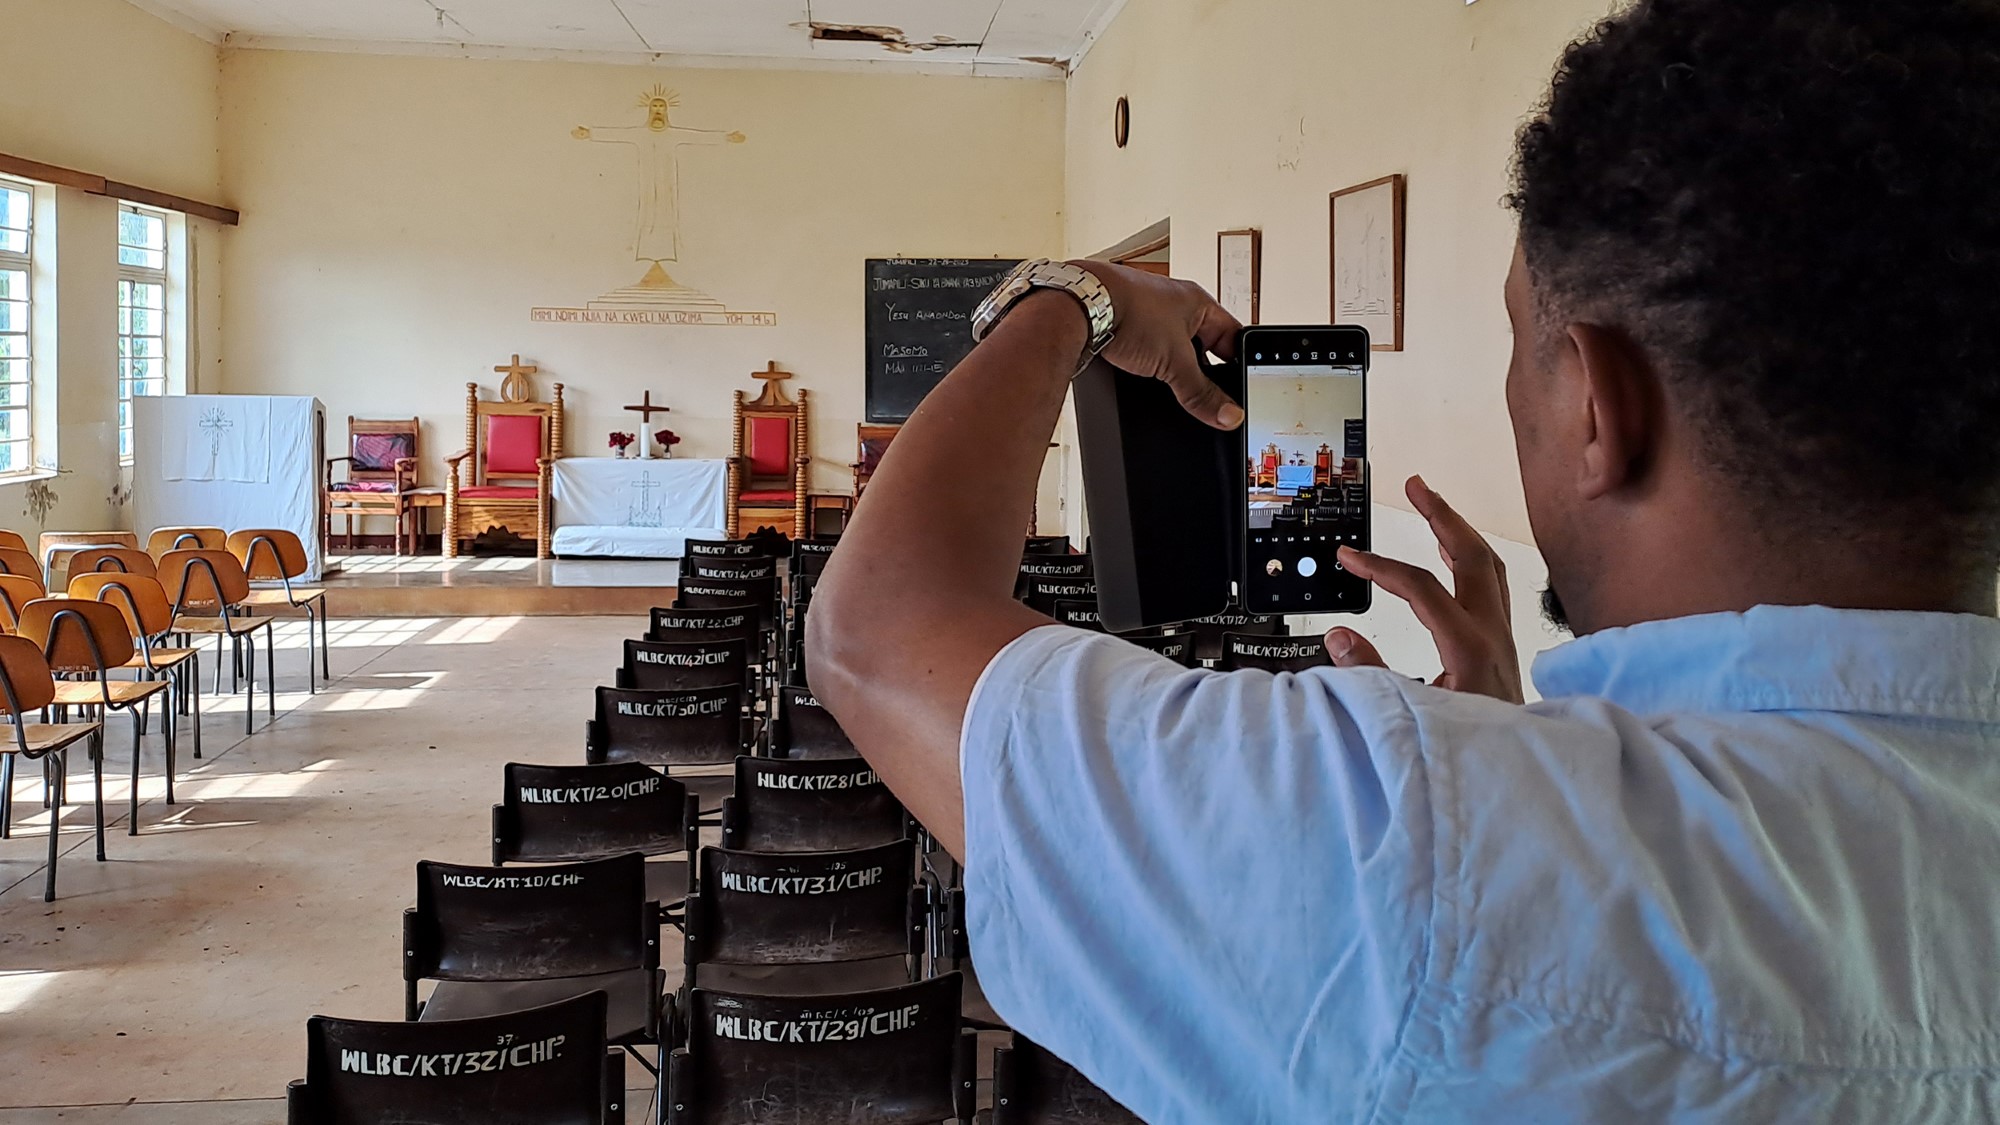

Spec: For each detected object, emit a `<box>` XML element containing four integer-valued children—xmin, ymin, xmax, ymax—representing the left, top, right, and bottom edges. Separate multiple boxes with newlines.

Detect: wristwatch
<box><xmin>971</xmin><ymin>259</ymin><xmax>1117</xmax><ymax>373</ymax></box>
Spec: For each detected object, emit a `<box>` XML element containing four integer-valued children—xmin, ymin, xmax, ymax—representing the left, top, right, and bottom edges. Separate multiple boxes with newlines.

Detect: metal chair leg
<box><xmin>304</xmin><ymin>603</ymin><xmax>317</xmax><ymax>695</ymax></box>
<box><xmin>241</xmin><ymin>634</ymin><xmax>254</xmax><ymax>735</ymax></box>
<box><xmin>91</xmin><ymin>730</ymin><xmax>105</xmax><ymax>861</ymax></box>
<box><xmin>43</xmin><ymin>748</ymin><xmax>60</xmax><ymax>902</ymax></box>
<box><xmin>163</xmin><ymin>693</ymin><xmax>175</xmax><ymax>806</ymax></box>
<box><xmin>128</xmin><ymin>707</ymin><xmax>142</xmax><ymax>836</ymax></box>
<box><xmin>266</xmin><ymin>625</ymin><xmax>277</xmax><ymax>716</ymax></box>
<box><xmin>320</xmin><ymin>598</ymin><xmax>332</xmax><ymax>681</ymax></box>
<box><xmin>190</xmin><ymin>655</ymin><xmax>203</xmax><ymax>759</ymax></box>
<box><xmin>0</xmin><ymin>752</ymin><xmax>12</xmax><ymax>839</ymax></box>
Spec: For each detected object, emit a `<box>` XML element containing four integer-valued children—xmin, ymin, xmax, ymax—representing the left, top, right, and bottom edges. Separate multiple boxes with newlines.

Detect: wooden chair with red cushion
<box><xmin>727</xmin><ymin>363</ymin><xmax>810</xmax><ymax>539</ymax></box>
<box><xmin>326</xmin><ymin>416</ymin><xmax>421</xmax><ymax>554</ymax></box>
<box><xmin>443</xmin><ymin>377</ymin><xmax>565</xmax><ymax>559</ymax></box>
<box><xmin>852</xmin><ymin>424</ymin><xmax>899</xmax><ymax>501</ymax></box>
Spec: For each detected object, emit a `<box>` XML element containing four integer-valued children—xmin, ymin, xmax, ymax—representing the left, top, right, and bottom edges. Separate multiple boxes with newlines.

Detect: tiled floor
<box><xmin>0</xmin><ymin>615</ymin><xmax>658</xmax><ymax>1121</ymax></box>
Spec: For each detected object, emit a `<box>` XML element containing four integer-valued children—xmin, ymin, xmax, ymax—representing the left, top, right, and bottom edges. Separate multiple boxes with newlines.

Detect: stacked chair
<box><xmin>290</xmin><ymin>532</ymin><xmax>1143</xmax><ymax>1123</ymax></box>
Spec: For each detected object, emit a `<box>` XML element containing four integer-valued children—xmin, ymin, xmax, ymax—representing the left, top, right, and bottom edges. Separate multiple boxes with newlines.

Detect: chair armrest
<box><xmin>326</xmin><ymin>455</ymin><xmax>356</xmax><ymax>467</ymax></box>
<box><xmin>444</xmin><ymin>449</ymin><xmax>471</xmax><ymax>468</ymax></box>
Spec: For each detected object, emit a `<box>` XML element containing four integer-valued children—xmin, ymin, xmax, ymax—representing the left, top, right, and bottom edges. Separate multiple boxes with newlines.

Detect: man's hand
<box><xmin>1328</xmin><ymin>476</ymin><xmax>1525</xmax><ymax>703</ymax></box>
<box><xmin>1072</xmin><ymin>260</ymin><xmax>1245</xmax><ymax>431</ymax></box>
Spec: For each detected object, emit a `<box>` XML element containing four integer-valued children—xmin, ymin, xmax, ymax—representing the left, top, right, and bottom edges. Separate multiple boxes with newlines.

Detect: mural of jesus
<box><xmin>574</xmin><ymin>85</ymin><xmax>745</xmax><ymax>280</ymax></box>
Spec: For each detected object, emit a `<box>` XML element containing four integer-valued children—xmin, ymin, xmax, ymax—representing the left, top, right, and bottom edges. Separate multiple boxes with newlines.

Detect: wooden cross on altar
<box><xmin>750</xmin><ymin>361</ymin><xmax>795</xmax><ymax>407</ymax></box>
<box><xmin>623</xmin><ymin>390</ymin><xmax>672</xmax><ymax>427</ymax></box>
<box><xmin>494</xmin><ymin>354</ymin><xmax>538</xmax><ymax>403</ymax></box>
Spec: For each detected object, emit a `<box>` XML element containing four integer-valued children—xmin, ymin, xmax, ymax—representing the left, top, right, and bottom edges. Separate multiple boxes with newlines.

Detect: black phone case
<box><xmin>1073</xmin><ymin>347</ymin><xmax>1246</xmax><ymax>633</ymax></box>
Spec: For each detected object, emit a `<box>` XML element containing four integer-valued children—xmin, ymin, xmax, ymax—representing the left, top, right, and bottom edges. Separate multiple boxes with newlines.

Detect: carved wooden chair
<box><xmin>326</xmin><ymin>416</ymin><xmax>420</xmax><ymax>554</ymax></box>
<box><xmin>853</xmin><ymin>423</ymin><xmax>899</xmax><ymax>500</ymax></box>
<box><xmin>444</xmin><ymin>379</ymin><xmax>564</xmax><ymax>559</ymax></box>
<box><xmin>726</xmin><ymin>366</ymin><xmax>810</xmax><ymax>539</ymax></box>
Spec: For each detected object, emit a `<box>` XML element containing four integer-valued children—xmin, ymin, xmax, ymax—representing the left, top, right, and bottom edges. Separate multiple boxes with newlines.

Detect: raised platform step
<box><xmin>320</xmin><ymin>555</ymin><xmax>679</xmax><ymax>618</ymax></box>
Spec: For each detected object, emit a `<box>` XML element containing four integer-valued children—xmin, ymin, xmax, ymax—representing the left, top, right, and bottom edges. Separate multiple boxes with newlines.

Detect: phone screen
<box><xmin>1241</xmin><ymin>327</ymin><xmax>1371</xmax><ymax>614</ymax></box>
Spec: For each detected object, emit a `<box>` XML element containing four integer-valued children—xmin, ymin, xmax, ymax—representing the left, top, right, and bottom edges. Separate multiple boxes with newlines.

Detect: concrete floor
<box><xmin>0</xmin><ymin>615</ymin><xmax>657</xmax><ymax>1121</ymax></box>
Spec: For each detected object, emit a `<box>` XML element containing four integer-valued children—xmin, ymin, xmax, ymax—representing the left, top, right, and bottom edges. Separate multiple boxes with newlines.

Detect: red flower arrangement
<box><xmin>655</xmin><ymin>430</ymin><xmax>683</xmax><ymax>449</ymax></box>
<box><xmin>607</xmin><ymin>432</ymin><xmax>636</xmax><ymax>451</ymax></box>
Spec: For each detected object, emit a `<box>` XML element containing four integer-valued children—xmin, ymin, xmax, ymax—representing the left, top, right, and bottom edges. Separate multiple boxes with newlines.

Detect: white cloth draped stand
<box><xmin>549</xmin><ymin>457</ymin><xmax>728</xmax><ymax>559</ymax></box>
<box><xmin>133</xmin><ymin>395</ymin><xmax>326</xmax><ymax>578</ymax></box>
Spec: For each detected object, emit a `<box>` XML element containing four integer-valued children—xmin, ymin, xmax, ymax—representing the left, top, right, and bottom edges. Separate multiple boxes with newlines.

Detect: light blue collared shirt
<box><xmin>961</xmin><ymin>607</ymin><xmax>2000</xmax><ymax>1123</ymax></box>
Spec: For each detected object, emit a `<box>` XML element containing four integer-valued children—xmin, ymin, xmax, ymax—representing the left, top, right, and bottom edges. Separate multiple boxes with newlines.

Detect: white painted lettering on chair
<box><xmin>337</xmin><ymin>1035</ymin><xmax>566</xmax><ymax>1075</ymax></box>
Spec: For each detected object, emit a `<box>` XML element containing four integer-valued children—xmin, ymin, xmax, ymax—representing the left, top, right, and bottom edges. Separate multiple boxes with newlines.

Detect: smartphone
<box><xmin>1240</xmin><ymin>326</ymin><xmax>1371</xmax><ymax>615</ymax></box>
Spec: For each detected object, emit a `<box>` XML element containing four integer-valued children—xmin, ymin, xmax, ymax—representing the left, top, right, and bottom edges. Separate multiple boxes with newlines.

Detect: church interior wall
<box><xmin>215</xmin><ymin>49</ymin><xmax>1068</xmax><ymax>508</ymax></box>
<box><xmin>0</xmin><ymin>0</ymin><xmax>225</xmax><ymax>534</ymax></box>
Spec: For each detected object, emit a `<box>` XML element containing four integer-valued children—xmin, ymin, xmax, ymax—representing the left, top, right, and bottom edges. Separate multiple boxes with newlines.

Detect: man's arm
<box><xmin>808</xmin><ymin>265</ymin><xmax>1243</xmax><ymax>858</ymax></box>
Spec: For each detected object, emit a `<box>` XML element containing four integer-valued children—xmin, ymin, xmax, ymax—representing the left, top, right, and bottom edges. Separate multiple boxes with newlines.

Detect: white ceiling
<box><xmin>128</xmin><ymin>0</ymin><xmax>1127</xmax><ymax>76</ymax></box>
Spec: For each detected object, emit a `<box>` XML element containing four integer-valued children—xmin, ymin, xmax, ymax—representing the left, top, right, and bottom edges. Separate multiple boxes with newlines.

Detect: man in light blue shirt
<box><xmin>811</xmin><ymin>1</ymin><xmax>2000</xmax><ymax>1120</ymax></box>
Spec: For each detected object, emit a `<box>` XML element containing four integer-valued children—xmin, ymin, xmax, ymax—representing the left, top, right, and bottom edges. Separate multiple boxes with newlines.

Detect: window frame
<box><xmin>0</xmin><ymin>176</ymin><xmax>36</xmax><ymax>478</ymax></box>
<box><xmin>117</xmin><ymin>202</ymin><xmax>172</xmax><ymax>466</ymax></box>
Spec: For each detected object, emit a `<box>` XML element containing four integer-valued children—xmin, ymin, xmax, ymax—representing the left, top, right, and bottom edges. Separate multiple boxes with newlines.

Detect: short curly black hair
<box><xmin>1511</xmin><ymin>0</ymin><xmax>2000</xmax><ymax>558</ymax></box>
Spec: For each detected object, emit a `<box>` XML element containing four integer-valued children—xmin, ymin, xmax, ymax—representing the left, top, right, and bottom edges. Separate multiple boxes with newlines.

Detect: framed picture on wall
<box><xmin>1330</xmin><ymin>174</ymin><xmax>1406</xmax><ymax>351</ymax></box>
<box><xmin>1216</xmin><ymin>229</ymin><xmax>1262</xmax><ymax>325</ymax></box>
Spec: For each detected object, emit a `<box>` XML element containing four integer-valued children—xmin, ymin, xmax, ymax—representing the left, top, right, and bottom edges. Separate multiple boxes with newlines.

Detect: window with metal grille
<box><xmin>0</xmin><ymin>178</ymin><xmax>34</xmax><ymax>475</ymax></box>
<box><xmin>118</xmin><ymin>203</ymin><xmax>169</xmax><ymax>464</ymax></box>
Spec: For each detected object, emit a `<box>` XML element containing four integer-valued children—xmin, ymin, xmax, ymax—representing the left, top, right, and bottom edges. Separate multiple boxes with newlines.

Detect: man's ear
<box><xmin>1564</xmin><ymin>323</ymin><xmax>1663</xmax><ymax>499</ymax></box>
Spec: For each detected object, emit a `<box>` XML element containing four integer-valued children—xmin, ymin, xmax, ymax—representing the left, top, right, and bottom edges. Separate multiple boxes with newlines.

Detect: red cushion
<box><xmin>747</xmin><ymin>416</ymin><xmax>792</xmax><ymax>478</ymax></box>
<box><xmin>485</xmin><ymin>414</ymin><xmax>544</xmax><ymax>475</ymax></box>
<box><xmin>737</xmin><ymin>489</ymin><xmax>795</xmax><ymax>504</ymax></box>
<box><xmin>352</xmin><ymin>432</ymin><xmax>414</xmax><ymax>472</ymax></box>
<box><xmin>459</xmin><ymin>485</ymin><xmax>538</xmax><ymax>499</ymax></box>
<box><xmin>330</xmin><ymin>480</ymin><xmax>398</xmax><ymax>494</ymax></box>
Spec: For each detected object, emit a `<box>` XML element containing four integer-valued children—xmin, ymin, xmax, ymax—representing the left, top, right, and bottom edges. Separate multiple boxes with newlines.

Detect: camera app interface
<box><xmin>1246</xmin><ymin>345</ymin><xmax>1366</xmax><ymax>608</ymax></box>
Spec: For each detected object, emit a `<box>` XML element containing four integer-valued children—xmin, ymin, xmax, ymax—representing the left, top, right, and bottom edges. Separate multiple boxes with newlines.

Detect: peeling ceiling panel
<box><xmin>980</xmin><ymin>0</ymin><xmax>1117</xmax><ymax>65</ymax></box>
<box><xmin>615</xmin><ymin>0</ymin><xmax>813</xmax><ymax>58</ymax></box>
<box><xmin>808</xmin><ymin>0</ymin><xmax>1000</xmax><ymax>49</ymax></box>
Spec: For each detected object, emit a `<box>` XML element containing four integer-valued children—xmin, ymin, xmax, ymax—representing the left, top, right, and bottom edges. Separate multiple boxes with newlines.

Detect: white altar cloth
<box><xmin>550</xmin><ymin>457</ymin><xmax>728</xmax><ymax>559</ymax></box>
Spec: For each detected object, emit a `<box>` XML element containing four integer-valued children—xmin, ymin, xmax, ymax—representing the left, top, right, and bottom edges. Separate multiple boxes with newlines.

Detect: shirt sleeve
<box><xmin>960</xmin><ymin>625</ymin><xmax>1438</xmax><ymax>1124</ymax></box>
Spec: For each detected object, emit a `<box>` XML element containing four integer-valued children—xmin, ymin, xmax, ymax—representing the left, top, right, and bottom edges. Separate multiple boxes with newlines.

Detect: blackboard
<box><xmin>865</xmin><ymin>258</ymin><xmax>1020</xmax><ymax>422</ymax></box>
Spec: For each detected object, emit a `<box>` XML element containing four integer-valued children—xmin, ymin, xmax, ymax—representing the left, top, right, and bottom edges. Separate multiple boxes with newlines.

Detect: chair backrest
<box><xmin>1123</xmin><ymin>631</ymin><xmax>1195</xmax><ymax>667</ymax></box>
<box><xmin>68</xmin><ymin>572</ymin><xmax>177</xmax><ymax>639</ymax></box>
<box><xmin>722</xmin><ymin>756</ymin><xmax>906</xmax><ymax>854</ymax></box>
<box><xmin>689</xmin><ymin>842</ymin><xmax>917</xmax><ymax>969</ymax></box>
<box><xmin>0</xmin><ymin>530</ymin><xmax>27</xmax><ymax>553</ymax></box>
<box><xmin>1019</xmin><ymin>555</ymin><xmax>1090</xmax><ymax>584</ymax></box>
<box><xmin>1024</xmin><ymin>535</ymin><xmax>1071</xmax><ymax>556</ymax></box>
<box><xmin>0</xmin><ymin>633</ymin><xmax>56</xmax><ymax>717</ymax></box>
<box><xmin>587</xmin><ymin>685</ymin><xmax>744</xmax><ymax>768</ymax></box>
<box><xmin>684</xmin><ymin>555</ymin><xmax>778</xmax><ymax>582</ymax></box>
<box><xmin>494</xmin><ymin>761</ymin><xmax>695</xmax><ymax>866</ymax></box>
<box><xmin>1024</xmin><ymin>576</ymin><xmax>1097</xmax><ymax>617</ymax></box>
<box><xmin>647</xmin><ymin>606</ymin><xmax>759</xmax><ymax>647</ymax></box>
<box><xmin>228</xmin><ymin>528</ymin><xmax>309</xmax><ymax>581</ymax></box>
<box><xmin>465</xmin><ymin>379</ymin><xmax>564</xmax><ymax>485</ymax></box>
<box><xmin>621</xmin><ymin>637</ymin><xmax>749</xmax><ymax>692</ymax></box>
<box><xmin>675</xmin><ymin>575</ymin><xmax>778</xmax><ymax>628</ymax></box>
<box><xmin>291</xmin><ymin>993</ymin><xmax>615</xmax><ymax>1125</ymax></box>
<box><xmin>342</xmin><ymin>416</ymin><xmax>420</xmax><ymax>486</ymax></box>
<box><xmin>407</xmin><ymin>853</ymin><xmax>653</xmax><ymax>987</ymax></box>
<box><xmin>853</xmin><ymin>423</ymin><xmax>899</xmax><ymax>496</ymax></box>
<box><xmin>991</xmin><ymin>1037</ymin><xmax>1144</xmax><ymax>1125</ymax></box>
<box><xmin>1220</xmin><ymin>633</ymin><xmax>1332</xmax><ymax>674</ymax></box>
<box><xmin>732</xmin><ymin>375</ymin><xmax>808</xmax><ymax>495</ymax></box>
<box><xmin>158</xmin><ymin>548</ymin><xmax>251</xmax><ymax>612</ymax></box>
<box><xmin>772</xmin><ymin>685</ymin><xmax>856</xmax><ymax>760</ymax></box>
<box><xmin>1184</xmin><ymin>606</ymin><xmax>1284</xmax><ymax>663</ymax></box>
<box><xmin>0</xmin><ymin>546</ymin><xmax>44</xmax><ymax>584</ymax></box>
<box><xmin>62</xmin><ymin>546</ymin><xmax>156</xmax><ymax>579</ymax></box>
<box><xmin>790</xmin><ymin>538</ymin><xmax>838</xmax><ymax>578</ymax></box>
<box><xmin>146</xmin><ymin>526</ymin><xmax>226</xmax><ymax>556</ymax></box>
<box><xmin>0</xmin><ymin>574</ymin><xmax>45</xmax><ymax>628</ymax></box>
<box><xmin>14</xmin><ymin>597</ymin><xmax>136</xmax><ymax>673</ymax></box>
<box><xmin>685</xmin><ymin>539</ymin><xmax>775</xmax><ymax>560</ymax></box>
<box><xmin>673</xmin><ymin>976</ymin><xmax>968</xmax><ymax>1125</ymax></box>
<box><xmin>1051</xmin><ymin>600</ymin><xmax>1105</xmax><ymax>633</ymax></box>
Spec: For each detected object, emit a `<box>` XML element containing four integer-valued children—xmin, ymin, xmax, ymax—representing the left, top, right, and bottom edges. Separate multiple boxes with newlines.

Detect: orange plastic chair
<box><xmin>0</xmin><ymin>547</ymin><xmax>45</xmax><ymax>589</ymax></box>
<box><xmin>0</xmin><ymin>633</ymin><xmax>104</xmax><ymax>901</ymax></box>
<box><xmin>157</xmin><ymin>549</ymin><xmax>275</xmax><ymax>735</ymax></box>
<box><xmin>63</xmin><ymin>547</ymin><xmax>157</xmax><ymax>580</ymax></box>
<box><xmin>145</xmin><ymin>526</ymin><xmax>226</xmax><ymax>558</ymax></box>
<box><xmin>69</xmin><ymin>572</ymin><xmax>203</xmax><ymax>760</ymax></box>
<box><xmin>0</xmin><ymin>574</ymin><xmax>45</xmax><ymax>631</ymax></box>
<box><xmin>228</xmin><ymin>529</ymin><xmax>329</xmax><ymax>694</ymax></box>
<box><xmin>14</xmin><ymin>598</ymin><xmax>173</xmax><ymax>834</ymax></box>
<box><xmin>0</xmin><ymin>530</ymin><xmax>29</xmax><ymax>553</ymax></box>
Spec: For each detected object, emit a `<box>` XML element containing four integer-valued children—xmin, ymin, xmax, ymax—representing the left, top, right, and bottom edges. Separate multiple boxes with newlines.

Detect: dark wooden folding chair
<box><xmin>1183</xmin><ymin>605</ymin><xmax>1286</xmax><ymax>664</ymax></box>
<box><xmin>290</xmin><ymin>992</ymin><xmax>625</xmax><ymax>1125</ymax></box>
<box><xmin>1123</xmin><ymin>631</ymin><xmax>1196</xmax><ymax>667</ymax></box>
<box><xmin>493</xmin><ymin>761</ymin><xmax>697</xmax><ymax>910</ymax></box>
<box><xmin>992</xmin><ymin>1037</ymin><xmax>1144</xmax><ymax>1125</ymax></box>
<box><xmin>586</xmin><ymin>684</ymin><xmax>754</xmax><ymax>815</ymax></box>
<box><xmin>667</xmin><ymin>975</ymin><xmax>974</xmax><ymax>1125</ymax></box>
<box><xmin>770</xmin><ymin>684</ymin><xmax>856</xmax><ymax>760</ymax></box>
<box><xmin>619</xmin><ymin>638</ymin><xmax>751</xmax><ymax>694</ymax></box>
<box><xmin>1219</xmin><ymin>633</ymin><xmax>1332</xmax><ymax>673</ymax></box>
<box><xmin>720</xmin><ymin>755</ymin><xmax>908</xmax><ymax>855</ymax></box>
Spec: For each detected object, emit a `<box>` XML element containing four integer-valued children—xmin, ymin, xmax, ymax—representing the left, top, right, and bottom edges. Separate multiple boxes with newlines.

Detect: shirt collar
<box><xmin>1530</xmin><ymin>605</ymin><xmax>2000</xmax><ymax>723</ymax></box>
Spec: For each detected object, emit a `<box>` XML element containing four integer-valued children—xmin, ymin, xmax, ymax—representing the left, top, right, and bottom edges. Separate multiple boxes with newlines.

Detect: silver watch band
<box><xmin>971</xmin><ymin>259</ymin><xmax>1116</xmax><ymax>370</ymax></box>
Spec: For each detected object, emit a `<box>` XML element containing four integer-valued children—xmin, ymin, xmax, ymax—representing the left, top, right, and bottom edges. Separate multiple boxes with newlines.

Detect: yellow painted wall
<box><xmin>218</xmin><ymin>50</ymin><xmax>1066</xmax><ymax>524</ymax></box>
<box><xmin>0</xmin><ymin>0</ymin><xmax>224</xmax><ymax>535</ymax></box>
<box><xmin>1064</xmin><ymin>0</ymin><xmax>1618</xmax><ymax>544</ymax></box>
